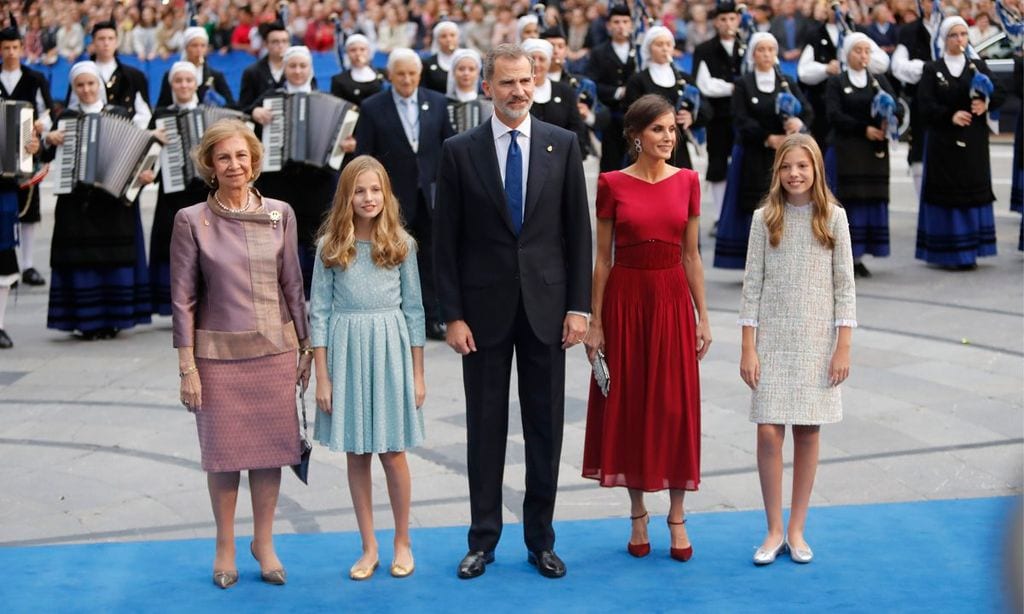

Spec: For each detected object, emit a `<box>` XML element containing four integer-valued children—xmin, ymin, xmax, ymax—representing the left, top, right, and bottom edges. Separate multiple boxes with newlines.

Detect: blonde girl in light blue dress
<box><xmin>310</xmin><ymin>155</ymin><xmax>426</xmax><ymax>581</ymax></box>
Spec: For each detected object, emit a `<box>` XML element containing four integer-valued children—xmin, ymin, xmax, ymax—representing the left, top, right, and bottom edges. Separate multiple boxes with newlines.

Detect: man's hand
<box><xmin>561</xmin><ymin>313</ymin><xmax>588</xmax><ymax>350</ymax></box>
<box><xmin>446</xmin><ymin>320</ymin><xmax>477</xmax><ymax>355</ymax></box>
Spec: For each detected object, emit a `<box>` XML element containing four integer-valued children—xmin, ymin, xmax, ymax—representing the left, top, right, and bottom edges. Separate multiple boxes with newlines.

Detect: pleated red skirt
<box><xmin>582</xmin><ymin>241</ymin><xmax>701</xmax><ymax>491</ymax></box>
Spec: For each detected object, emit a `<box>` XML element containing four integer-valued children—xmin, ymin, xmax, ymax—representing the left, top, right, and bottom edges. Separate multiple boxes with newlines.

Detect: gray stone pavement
<box><xmin>0</xmin><ymin>142</ymin><xmax>1021</xmax><ymax>548</ymax></box>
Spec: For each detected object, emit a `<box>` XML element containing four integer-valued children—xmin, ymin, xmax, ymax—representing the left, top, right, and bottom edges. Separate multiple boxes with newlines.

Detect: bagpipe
<box><xmin>963</xmin><ymin>45</ymin><xmax>994</xmax><ymax>102</ymax></box>
<box><xmin>918</xmin><ymin>0</ymin><xmax>944</xmax><ymax>61</ymax></box>
<box><xmin>735</xmin><ymin>4</ymin><xmax>756</xmax><ymax>74</ymax></box>
<box><xmin>995</xmin><ymin>0</ymin><xmax>1024</xmax><ymax>51</ymax></box>
<box><xmin>674</xmin><ymin>71</ymin><xmax>706</xmax><ymax>145</ymax></box>
<box><xmin>185</xmin><ymin>1</ymin><xmax>227</xmax><ymax>107</ymax></box>
<box><xmin>869</xmin><ymin>78</ymin><xmax>905</xmax><ymax>142</ymax></box>
<box><xmin>773</xmin><ymin>63</ymin><xmax>803</xmax><ymax>123</ymax></box>
<box><xmin>831</xmin><ymin>1</ymin><xmax>857</xmax><ymax>70</ymax></box>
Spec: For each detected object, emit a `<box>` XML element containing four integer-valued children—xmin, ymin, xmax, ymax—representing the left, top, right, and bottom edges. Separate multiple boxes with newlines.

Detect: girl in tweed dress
<box><xmin>738</xmin><ymin>134</ymin><xmax>856</xmax><ymax>566</ymax></box>
<box><xmin>310</xmin><ymin>156</ymin><xmax>426</xmax><ymax>580</ymax></box>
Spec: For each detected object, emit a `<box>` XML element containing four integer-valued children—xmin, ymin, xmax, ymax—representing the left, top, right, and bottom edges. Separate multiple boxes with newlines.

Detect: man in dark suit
<box><xmin>356</xmin><ymin>48</ymin><xmax>455</xmax><ymax>340</ymax></box>
<box><xmin>238</xmin><ymin>21</ymin><xmax>291</xmax><ymax>110</ymax></box>
<box><xmin>434</xmin><ymin>44</ymin><xmax>592</xmax><ymax>581</ymax></box>
<box><xmin>79</xmin><ymin>19</ymin><xmax>150</xmax><ymax>127</ymax></box>
<box><xmin>586</xmin><ymin>3</ymin><xmax>636</xmax><ymax>171</ymax></box>
<box><xmin>155</xmin><ymin>27</ymin><xmax>235</xmax><ymax>108</ymax></box>
<box><xmin>769</xmin><ymin>0</ymin><xmax>811</xmax><ymax>61</ymax></box>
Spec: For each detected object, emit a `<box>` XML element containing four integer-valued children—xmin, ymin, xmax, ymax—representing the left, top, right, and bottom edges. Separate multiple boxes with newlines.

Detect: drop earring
<box><xmin>634</xmin><ymin>138</ymin><xmax>642</xmax><ymax>153</ymax></box>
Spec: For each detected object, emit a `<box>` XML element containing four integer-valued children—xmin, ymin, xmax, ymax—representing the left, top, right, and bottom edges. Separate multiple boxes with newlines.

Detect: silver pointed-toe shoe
<box><xmin>752</xmin><ymin>538</ymin><xmax>787</xmax><ymax>566</ymax></box>
<box><xmin>212</xmin><ymin>570</ymin><xmax>239</xmax><ymax>589</ymax></box>
<box><xmin>789</xmin><ymin>543</ymin><xmax>814</xmax><ymax>564</ymax></box>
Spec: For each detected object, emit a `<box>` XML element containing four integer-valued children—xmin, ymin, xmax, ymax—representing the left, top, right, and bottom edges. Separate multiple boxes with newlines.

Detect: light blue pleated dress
<box><xmin>310</xmin><ymin>238</ymin><xmax>426</xmax><ymax>453</ymax></box>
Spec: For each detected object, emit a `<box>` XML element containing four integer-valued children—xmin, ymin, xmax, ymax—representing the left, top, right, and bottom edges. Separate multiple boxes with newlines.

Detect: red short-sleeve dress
<box><xmin>582</xmin><ymin>169</ymin><xmax>702</xmax><ymax>491</ymax></box>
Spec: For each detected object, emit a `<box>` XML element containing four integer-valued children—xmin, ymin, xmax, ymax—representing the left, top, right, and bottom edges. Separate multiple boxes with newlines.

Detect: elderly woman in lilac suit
<box><xmin>170</xmin><ymin>119</ymin><xmax>313</xmax><ymax>589</ymax></box>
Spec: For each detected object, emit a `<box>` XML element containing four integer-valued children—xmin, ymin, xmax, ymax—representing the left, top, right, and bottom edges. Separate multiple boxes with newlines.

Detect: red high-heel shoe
<box><xmin>667</xmin><ymin>518</ymin><xmax>693</xmax><ymax>562</ymax></box>
<box><xmin>627</xmin><ymin>511</ymin><xmax>651</xmax><ymax>557</ymax></box>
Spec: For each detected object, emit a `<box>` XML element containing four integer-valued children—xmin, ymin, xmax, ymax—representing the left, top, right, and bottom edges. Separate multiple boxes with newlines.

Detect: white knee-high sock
<box><xmin>19</xmin><ymin>222</ymin><xmax>36</xmax><ymax>270</ymax></box>
<box><xmin>0</xmin><ymin>286</ymin><xmax>9</xmax><ymax>329</ymax></box>
<box><xmin>709</xmin><ymin>181</ymin><xmax>727</xmax><ymax>222</ymax></box>
<box><xmin>911</xmin><ymin>163</ymin><xmax>923</xmax><ymax>201</ymax></box>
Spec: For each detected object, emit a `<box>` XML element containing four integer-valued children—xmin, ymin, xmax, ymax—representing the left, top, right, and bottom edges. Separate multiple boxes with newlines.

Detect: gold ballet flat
<box><xmin>349</xmin><ymin>559</ymin><xmax>380</xmax><ymax>581</ymax></box>
<box><xmin>212</xmin><ymin>570</ymin><xmax>239</xmax><ymax>589</ymax></box>
<box><xmin>390</xmin><ymin>559</ymin><xmax>415</xmax><ymax>578</ymax></box>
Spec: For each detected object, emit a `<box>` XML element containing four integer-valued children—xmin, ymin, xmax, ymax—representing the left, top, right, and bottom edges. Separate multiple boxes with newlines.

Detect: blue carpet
<box><xmin>1</xmin><ymin>497</ymin><xmax>1017</xmax><ymax>613</ymax></box>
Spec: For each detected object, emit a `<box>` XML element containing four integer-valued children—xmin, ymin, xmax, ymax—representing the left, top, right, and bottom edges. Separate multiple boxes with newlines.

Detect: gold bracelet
<box><xmin>179</xmin><ymin>366</ymin><xmax>198</xmax><ymax>378</ymax></box>
<box><xmin>300</xmin><ymin>346</ymin><xmax>315</xmax><ymax>356</ymax></box>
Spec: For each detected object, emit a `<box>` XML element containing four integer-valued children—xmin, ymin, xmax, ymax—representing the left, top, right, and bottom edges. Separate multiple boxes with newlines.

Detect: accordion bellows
<box><xmin>52</xmin><ymin>111</ymin><xmax>162</xmax><ymax>203</ymax></box>
<box><xmin>261</xmin><ymin>92</ymin><xmax>359</xmax><ymax>172</ymax></box>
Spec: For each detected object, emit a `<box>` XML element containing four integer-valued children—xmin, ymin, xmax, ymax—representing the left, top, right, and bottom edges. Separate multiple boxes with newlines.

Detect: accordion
<box><xmin>155</xmin><ymin>106</ymin><xmax>251</xmax><ymax>194</ymax></box>
<box><xmin>261</xmin><ymin>92</ymin><xmax>359</xmax><ymax>172</ymax></box>
<box><xmin>52</xmin><ymin>111</ymin><xmax>162</xmax><ymax>203</ymax></box>
<box><xmin>447</xmin><ymin>99</ymin><xmax>493</xmax><ymax>134</ymax></box>
<box><xmin>0</xmin><ymin>100</ymin><xmax>34</xmax><ymax>179</ymax></box>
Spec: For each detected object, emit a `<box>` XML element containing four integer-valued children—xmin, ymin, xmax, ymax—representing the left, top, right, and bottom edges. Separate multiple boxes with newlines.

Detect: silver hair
<box><xmin>387</xmin><ymin>48</ymin><xmax>423</xmax><ymax>73</ymax></box>
<box><xmin>483</xmin><ymin>44</ymin><xmax>535</xmax><ymax>83</ymax></box>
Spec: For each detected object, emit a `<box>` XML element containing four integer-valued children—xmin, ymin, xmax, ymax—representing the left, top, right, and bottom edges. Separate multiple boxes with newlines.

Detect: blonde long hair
<box><xmin>317</xmin><ymin>156</ymin><xmax>411</xmax><ymax>269</ymax></box>
<box><xmin>761</xmin><ymin>134</ymin><xmax>837</xmax><ymax>250</ymax></box>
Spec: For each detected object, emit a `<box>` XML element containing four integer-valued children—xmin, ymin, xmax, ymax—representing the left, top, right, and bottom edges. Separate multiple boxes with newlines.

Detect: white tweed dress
<box><xmin>738</xmin><ymin>203</ymin><xmax>857</xmax><ymax>425</ymax></box>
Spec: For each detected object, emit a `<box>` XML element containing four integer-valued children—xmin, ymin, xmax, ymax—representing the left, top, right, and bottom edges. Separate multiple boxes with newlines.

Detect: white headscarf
<box><xmin>431</xmin><ymin>21</ymin><xmax>460</xmax><ymax>54</ymax></box>
<box><xmin>641</xmin><ymin>26</ymin><xmax>674</xmax><ymax>67</ymax></box>
<box><xmin>516</xmin><ymin>15</ymin><xmax>539</xmax><ymax>42</ymax></box>
<box><xmin>745</xmin><ymin>32</ymin><xmax>778</xmax><ymax>72</ymax></box>
<box><xmin>521</xmin><ymin>38</ymin><xmax>553</xmax><ymax>61</ymax></box>
<box><xmin>345</xmin><ymin>34</ymin><xmax>370</xmax><ymax>50</ymax></box>
<box><xmin>840</xmin><ymin>32</ymin><xmax>876</xmax><ymax>65</ymax></box>
<box><xmin>167</xmin><ymin>61</ymin><xmax>197</xmax><ymax>84</ymax></box>
<box><xmin>938</xmin><ymin>16</ymin><xmax>969</xmax><ymax>57</ymax></box>
<box><xmin>68</xmin><ymin>61</ymin><xmax>107</xmax><ymax>110</ymax></box>
<box><xmin>446</xmin><ymin>48</ymin><xmax>482</xmax><ymax>99</ymax></box>
<box><xmin>282</xmin><ymin>45</ymin><xmax>314</xmax><ymax>91</ymax></box>
<box><xmin>182</xmin><ymin>26</ymin><xmax>208</xmax><ymax>48</ymax></box>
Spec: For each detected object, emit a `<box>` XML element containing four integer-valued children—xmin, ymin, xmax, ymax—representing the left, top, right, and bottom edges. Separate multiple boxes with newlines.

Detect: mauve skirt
<box><xmin>195</xmin><ymin>351</ymin><xmax>300</xmax><ymax>472</ymax></box>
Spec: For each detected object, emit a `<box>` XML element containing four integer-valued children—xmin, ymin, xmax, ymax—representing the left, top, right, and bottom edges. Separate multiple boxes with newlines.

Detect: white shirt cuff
<box><xmin>835</xmin><ymin>319</ymin><xmax>858</xmax><ymax>328</ymax></box>
<box><xmin>737</xmin><ymin>318</ymin><xmax>758</xmax><ymax>328</ymax></box>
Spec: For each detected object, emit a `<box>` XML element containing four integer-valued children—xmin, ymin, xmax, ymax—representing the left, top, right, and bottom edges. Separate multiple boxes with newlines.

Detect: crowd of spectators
<box><xmin>0</xmin><ymin>0</ymin><xmax>1017</xmax><ymax>67</ymax></box>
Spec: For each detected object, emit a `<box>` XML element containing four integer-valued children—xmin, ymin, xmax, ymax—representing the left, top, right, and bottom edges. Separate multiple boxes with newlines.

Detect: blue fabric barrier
<box><xmin>37</xmin><ymin>52</ymin><xmax>798</xmax><ymax>106</ymax></box>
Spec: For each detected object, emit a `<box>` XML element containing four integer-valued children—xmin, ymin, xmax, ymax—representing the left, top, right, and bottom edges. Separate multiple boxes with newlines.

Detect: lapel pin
<box><xmin>546</xmin><ymin>145</ymin><xmax>553</xmax><ymax>152</ymax></box>
<box><xmin>751</xmin><ymin>97</ymin><xmax>758</xmax><ymax>104</ymax></box>
<box><xmin>354</xmin><ymin>88</ymin><xmax>361</xmax><ymax>95</ymax></box>
<box><xmin>553</xmin><ymin>96</ymin><xmax>561</xmax><ymax>103</ymax></box>
<box><xmin>421</xmin><ymin>102</ymin><xmax>429</xmax><ymax>111</ymax></box>
<box><xmin>843</xmin><ymin>86</ymin><xmax>853</xmax><ymax>94</ymax></box>
<box><xmin>431</xmin><ymin>64</ymin><xmax>438</xmax><ymax>71</ymax></box>
<box><xmin>203</xmin><ymin>217</ymin><xmax>209</xmax><ymax>226</ymax></box>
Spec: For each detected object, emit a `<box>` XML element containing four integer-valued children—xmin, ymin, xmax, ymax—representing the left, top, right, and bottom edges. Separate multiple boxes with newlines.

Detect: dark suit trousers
<box><xmin>409</xmin><ymin>191</ymin><xmax>440</xmax><ymax>323</ymax></box>
<box><xmin>600</xmin><ymin>116</ymin><xmax>628</xmax><ymax>172</ymax></box>
<box><xmin>463</xmin><ymin>298</ymin><xmax>566</xmax><ymax>554</ymax></box>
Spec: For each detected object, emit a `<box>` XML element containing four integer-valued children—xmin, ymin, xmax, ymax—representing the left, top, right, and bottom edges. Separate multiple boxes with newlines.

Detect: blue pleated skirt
<box><xmin>914</xmin><ymin>202</ymin><xmax>996</xmax><ymax>266</ymax></box>
<box><xmin>149</xmin><ymin>259</ymin><xmax>172</xmax><ymax>316</ymax></box>
<box><xmin>47</xmin><ymin>205</ymin><xmax>152</xmax><ymax>333</ymax></box>
<box><xmin>824</xmin><ymin>146</ymin><xmax>890</xmax><ymax>259</ymax></box>
<box><xmin>713</xmin><ymin>144</ymin><xmax>753</xmax><ymax>270</ymax></box>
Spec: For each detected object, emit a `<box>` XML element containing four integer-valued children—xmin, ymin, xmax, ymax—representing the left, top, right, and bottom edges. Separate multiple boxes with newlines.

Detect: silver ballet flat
<box><xmin>752</xmin><ymin>538</ymin><xmax>787</xmax><ymax>566</ymax></box>
<box><xmin>789</xmin><ymin>543</ymin><xmax>814</xmax><ymax>564</ymax></box>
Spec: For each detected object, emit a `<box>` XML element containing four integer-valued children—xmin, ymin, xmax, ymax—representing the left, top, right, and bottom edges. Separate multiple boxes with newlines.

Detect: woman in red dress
<box><xmin>583</xmin><ymin>94</ymin><xmax>712</xmax><ymax>562</ymax></box>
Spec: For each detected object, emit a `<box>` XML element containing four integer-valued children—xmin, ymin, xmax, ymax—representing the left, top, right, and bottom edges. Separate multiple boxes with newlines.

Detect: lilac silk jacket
<box><xmin>170</xmin><ymin>191</ymin><xmax>310</xmax><ymax>359</ymax></box>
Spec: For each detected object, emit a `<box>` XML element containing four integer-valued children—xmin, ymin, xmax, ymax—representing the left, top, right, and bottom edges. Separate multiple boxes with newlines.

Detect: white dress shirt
<box><xmin>95</xmin><ymin>59</ymin><xmax>152</xmax><ymax>129</ymax></box>
<box><xmin>392</xmin><ymin>89</ymin><xmax>421</xmax><ymax>152</ymax></box>
<box><xmin>491</xmin><ymin>113</ymin><xmax>530</xmax><ymax>217</ymax></box>
<box><xmin>696</xmin><ymin>39</ymin><xmax>736</xmax><ymax>99</ymax></box>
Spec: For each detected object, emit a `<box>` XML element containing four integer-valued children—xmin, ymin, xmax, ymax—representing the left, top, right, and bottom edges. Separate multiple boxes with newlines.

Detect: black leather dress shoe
<box><xmin>21</xmin><ymin>268</ymin><xmax>45</xmax><ymax>286</ymax></box>
<box><xmin>457</xmin><ymin>550</ymin><xmax>494</xmax><ymax>579</ymax></box>
<box><xmin>0</xmin><ymin>329</ymin><xmax>12</xmax><ymax>349</ymax></box>
<box><xmin>426</xmin><ymin>321</ymin><xmax>447</xmax><ymax>341</ymax></box>
<box><xmin>528</xmin><ymin>550</ymin><xmax>566</xmax><ymax>578</ymax></box>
